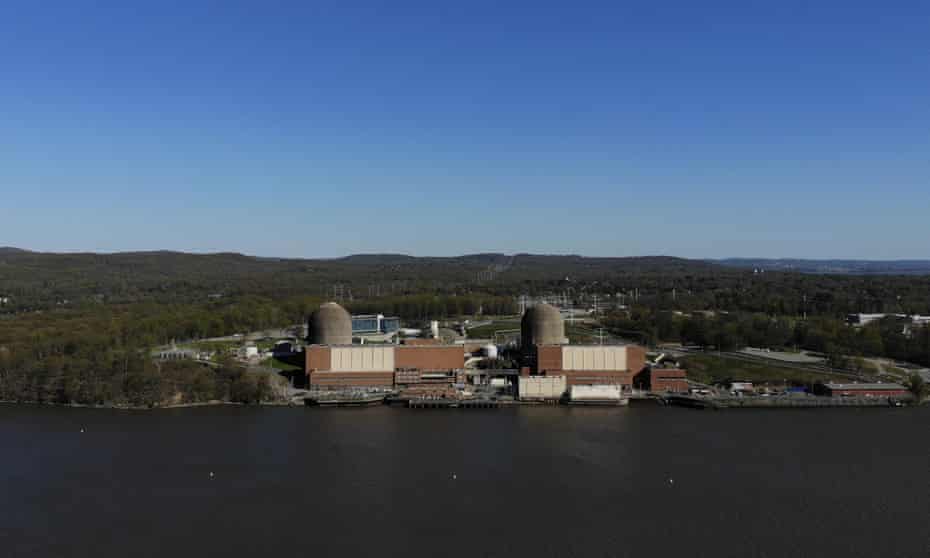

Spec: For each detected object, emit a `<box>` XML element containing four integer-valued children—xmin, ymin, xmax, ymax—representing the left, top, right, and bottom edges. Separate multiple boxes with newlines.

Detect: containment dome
<box><xmin>521</xmin><ymin>303</ymin><xmax>565</xmax><ymax>348</ymax></box>
<box><xmin>308</xmin><ymin>302</ymin><xmax>352</xmax><ymax>345</ymax></box>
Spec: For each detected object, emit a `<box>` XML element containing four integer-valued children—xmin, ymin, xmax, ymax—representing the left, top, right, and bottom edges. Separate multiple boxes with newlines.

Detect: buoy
<box><xmin>452</xmin><ymin>473</ymin><xmax>457</xmax><ymax>480</ymax></box>
<box><xmin>209</xmin><ymin>472</ymin><xmax>215</xmax><ymax>479</ymax></box>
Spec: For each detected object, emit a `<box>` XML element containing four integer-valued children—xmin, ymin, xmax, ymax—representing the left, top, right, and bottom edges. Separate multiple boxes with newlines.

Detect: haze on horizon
<box><xmin>1</xmin><ymin>1</ymin><xmax>928</xmax><ymax>260</ymax></box>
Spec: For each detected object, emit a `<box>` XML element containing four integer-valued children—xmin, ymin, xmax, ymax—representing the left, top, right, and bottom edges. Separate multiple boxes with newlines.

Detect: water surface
<box><xmin>2</xmin><ymin>403</ymin><xmax>928</xmax><ymax>557</ymax></box>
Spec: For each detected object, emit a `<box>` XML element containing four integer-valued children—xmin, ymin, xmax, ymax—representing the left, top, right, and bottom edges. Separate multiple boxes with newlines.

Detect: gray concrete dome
<box><xmin>521</xmin><ymin>303</ymin><xmax>565</xmax><ymax>348</ymax></box>
<box><xmin>308</xmin><ymin>302</ymin><xmax>352</xmax><ymax>345</ymax></box>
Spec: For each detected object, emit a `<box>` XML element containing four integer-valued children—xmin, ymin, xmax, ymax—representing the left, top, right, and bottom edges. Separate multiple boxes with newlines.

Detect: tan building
<box><xmin>305</xmin><ymin>344</ymin><xmax>465</xmax><ymax>390</ymax></box>
<box><xmin>533</xmin><ymin>344</ymin><xmax>646</xmax><ymax>391</ymax></box>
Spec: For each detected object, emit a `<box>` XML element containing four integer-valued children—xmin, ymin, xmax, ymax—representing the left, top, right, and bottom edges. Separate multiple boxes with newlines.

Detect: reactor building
<box><xmin>520</xmin><ymin>303</ymin><xmax>567</xmax><ymax>349</ymax></box>
<box><xmin>305</xmin><ymin>302</ymin><xmax>465</xmax><ymax>390</ymax></box>
<box><xmin>519</xmin><ymin>302</ymin><xmax>646</xmax><ymax>396</ymax></box>
<box><xmin>308</xmin><ymin>302</ymin><xmax>353</xmax><ymax>345</ymax></box>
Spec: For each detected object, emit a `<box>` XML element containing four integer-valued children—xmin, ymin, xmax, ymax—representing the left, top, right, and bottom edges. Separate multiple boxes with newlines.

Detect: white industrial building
<box><xmin>518</xmin><ymin>375</ymin><xmax>567</xmax><ymax>401</ymax></box>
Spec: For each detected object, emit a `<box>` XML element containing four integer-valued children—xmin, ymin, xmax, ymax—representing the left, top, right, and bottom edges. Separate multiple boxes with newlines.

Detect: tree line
<box><xmin>603</xmin><ymin>307</ymin><xmax>930</xmax><ymax>368</ymax></box>
<box><xmin>0</xmin><ymin>292</ymin><xmax>517</xmax><ymax>406</ymax></box>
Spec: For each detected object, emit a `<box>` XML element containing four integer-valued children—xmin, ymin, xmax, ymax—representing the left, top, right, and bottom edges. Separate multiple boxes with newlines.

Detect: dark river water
<box><xmin>2</xmin><ymin>403</ymin><xmax>928</xmax><ymax>557</ymax></box>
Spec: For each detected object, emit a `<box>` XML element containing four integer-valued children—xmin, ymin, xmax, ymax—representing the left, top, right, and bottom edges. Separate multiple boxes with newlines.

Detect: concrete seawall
<box><xmin>663</xmin><ymin>394</ymin><xmax>913</xmax><ymax>409</ymax></box>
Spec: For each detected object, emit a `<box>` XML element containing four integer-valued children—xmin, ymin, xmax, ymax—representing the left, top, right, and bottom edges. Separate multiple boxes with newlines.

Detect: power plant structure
<box><xmin>305</xmin><ymin>302</ymin><xmax>465</xmax><ymax>392</ymax></box>
<box><xmin>517</xmin><ymin>301</ymin><xmax>648</xmax><ymax>401</ymax></box>
<box><xmin>520</xmin><ymin>303</ymin><xmax>566</xmax><ymax>349</ymax></box>
<box><xmin>308</xmin><ymin>302</ymin><xmax>353</xmax><ymax>345</ymax></box>
<box><xmin>302</xmin><ymin>300</ymin><xmax>680</xmax><ymax>402</ymax></box>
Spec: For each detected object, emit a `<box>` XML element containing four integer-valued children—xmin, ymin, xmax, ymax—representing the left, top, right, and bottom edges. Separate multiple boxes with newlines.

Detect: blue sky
<box><xmin>1</xmin><ymin>1</ymin><xmax>928</xmax><ymax>259</ymax></box>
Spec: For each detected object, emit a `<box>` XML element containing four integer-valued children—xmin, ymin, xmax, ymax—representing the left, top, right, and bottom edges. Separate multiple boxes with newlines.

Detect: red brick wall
<box><xmin>626</xmin><ymin>345</ymin><xmax>646</xmax><ymax>375</ymax></box>
<box><xmin>652</xmin><ymin>378</ymin><xmax>689</xmax><ymax>393</ymax></box>
<box><xmin>641</xmin><ymin>368</ymin><xmax>688</xmax><ymax>393</ymax></box>
<box><xmin>309</xmin><ymin>371</ymin><xmax>394</xmax><ymax>388</ymax></box>
<box><xmin>305</xmin><ymin>346</ymin><xmax>331</xmax><ymax>373</ymax></box>
<box><xmin>395</xmin><ymin>345</ymin><xmax>464</xmax><ymax>371</ymax></box>
<box><xmin>536</xmin><ymin>345</ymin><xmax>563</xmax><ymax>374</ymax></box>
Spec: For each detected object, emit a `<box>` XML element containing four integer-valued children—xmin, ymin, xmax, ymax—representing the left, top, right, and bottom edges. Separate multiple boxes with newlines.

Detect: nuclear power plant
<box><xmin>308</xmin><ymin>302</ymin><xmax>353</xmax><ymax>345</ymax></box>
<box><xmin>520</xmin><ymin>303</ymin><xmax>566</xmax><ymax>348</ymax></box>
<box><xmin>305</xmin><ymin>301</ymin><xmax>465</xmax><ymax>394</ymax></box>
<box><xmin>302</xmin><ymin>300</ymin><xmax>684</xmax><ymax>406</ymax></box>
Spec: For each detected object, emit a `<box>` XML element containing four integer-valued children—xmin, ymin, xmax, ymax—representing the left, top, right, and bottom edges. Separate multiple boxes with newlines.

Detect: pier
<box><xmin>661</xmin><ymin>394</ymin><xmax>911</xmax><ymax>409</ymax></box>
<box><xmin>407</xmin><ymin>398</ymin><xmax>502</xmax><ymax>409</ymax></box>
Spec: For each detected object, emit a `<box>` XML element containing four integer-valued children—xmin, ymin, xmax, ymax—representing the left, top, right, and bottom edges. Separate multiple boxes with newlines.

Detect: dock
<box><xmin>407</xmin><ymin>398</ymin><xmax>502</xmax><ymax>409</ymax></box>
<box><xmin>660</xmin><ymin>394</ymin><xmax>911</xmax><ymax>409</ymax></box>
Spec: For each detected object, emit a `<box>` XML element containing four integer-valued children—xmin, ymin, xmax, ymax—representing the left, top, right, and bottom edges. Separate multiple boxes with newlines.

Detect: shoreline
<box><xmin>1</xmin><ymin>396</ymin><xmax>924</xmax><ymax>411</ymax></box>
<box><xmin>0</xmin><ymin>399</ymin><xmax>299</xmax><ymax>411</ymax></box>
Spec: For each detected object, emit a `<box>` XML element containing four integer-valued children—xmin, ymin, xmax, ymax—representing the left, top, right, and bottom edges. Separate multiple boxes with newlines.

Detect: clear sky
<box><xmin>1</xmin><ymin>1</ymin><xmax>928</xmax><ymax>259</ymax></box>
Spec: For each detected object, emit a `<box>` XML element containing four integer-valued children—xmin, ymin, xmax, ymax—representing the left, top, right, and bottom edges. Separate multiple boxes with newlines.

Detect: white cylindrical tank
<box><xmin>483</xmin><ymin>344</ymin><xmax>499</xmax><ymax>359</ymax></box>
<box><xmin>430</xmin><ymin>320</ymin><xmax>440</xmax><ymax>339</ymax></box>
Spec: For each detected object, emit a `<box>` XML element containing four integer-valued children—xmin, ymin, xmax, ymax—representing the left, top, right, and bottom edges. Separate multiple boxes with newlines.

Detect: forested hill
<box><xmin>718</xmin><ymin>258</ymin><xmax>930</xmax><ymax>275</ymax></box>
<box><xmin>0</xmin><ymin>249</ymin><xmax>721</xmax><ymax>309</ymax></box>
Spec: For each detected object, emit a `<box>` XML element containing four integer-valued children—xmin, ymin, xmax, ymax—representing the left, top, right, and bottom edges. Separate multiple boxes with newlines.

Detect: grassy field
<box><xmin>466</xmin><ymin>319</ymin><xmax>612</xmax><ymax>344</ymax></box>
<box><xmin>466</xmin><ymin>320</ymin><xmax>521</xmax><ymax>340</ymax></box>
<box><xmin>261</xmin><ymin>356</ymin><xmax>303</xmax><ymax>372</ymax></box>
<box><xmin>680</xmin><ymin>353</ymin><xmax>838</xmax><ymax>386</ymax></box>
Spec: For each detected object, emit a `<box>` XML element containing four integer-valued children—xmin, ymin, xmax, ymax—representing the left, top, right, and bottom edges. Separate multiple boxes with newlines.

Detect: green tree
<box><xmin>906</xmin><ymin>374</ymin><xmax>927</xmax><ymax>403</ymax></box>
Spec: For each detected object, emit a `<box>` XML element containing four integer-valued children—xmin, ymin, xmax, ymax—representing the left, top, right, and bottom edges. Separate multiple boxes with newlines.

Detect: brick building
<box><xmin>532</xmin><ymin>344</ymin><xmax>646</xmax><ymax>391</ymax></box>
<box><xmin>305</xmin><ymin>344</ymin><xmax>465</xmax><ymax>390</ymax></box>
<box><xmin>643</xmin><ymin>366</ymin><xmax>689</xmax><ymax>393</ymax></box>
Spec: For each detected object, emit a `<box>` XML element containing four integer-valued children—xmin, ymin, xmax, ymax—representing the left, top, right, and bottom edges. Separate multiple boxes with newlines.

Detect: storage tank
<box><xmin>483</xmin><ymin>344</ymin><xmax>499</xmax><ymax>359</ymax></box>
<box><xmin>521</xmin><ymin>303</ymin><xmax>565</xmax><ymax>349</ymax></box>
<box><xmin>308</xmin><ymin>302</ymin><xmax>352</xmax><ymax>345</ymax></box>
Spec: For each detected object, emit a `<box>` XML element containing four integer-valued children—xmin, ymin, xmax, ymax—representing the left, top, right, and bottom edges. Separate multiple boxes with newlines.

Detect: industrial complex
<box><xmin>302</xmin><ymin>301</ymin><xmax>675</xmax><ymax>406</ymax></box>
<box><xmin>151</xmin><ymin>299</ymin><xmax>915</xmax><ymax>409</ymax></box>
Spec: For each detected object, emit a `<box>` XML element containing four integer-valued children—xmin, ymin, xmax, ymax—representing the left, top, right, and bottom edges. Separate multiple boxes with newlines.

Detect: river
<box><xmin>2</xmin><ymin>403</ymin><xmax>928</xmax><ymax>557</ymax></box>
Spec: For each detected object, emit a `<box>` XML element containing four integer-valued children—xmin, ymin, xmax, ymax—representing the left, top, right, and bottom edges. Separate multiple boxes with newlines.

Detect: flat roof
<box><xmin>535</xmin><ymin>343</ymin><xmax>633</xmax><ymax>347</ymax></box>
<box><xmin>308</xmin><ymin>343</ymin><xmax>462</xmax><ymax>348</ymax></box>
